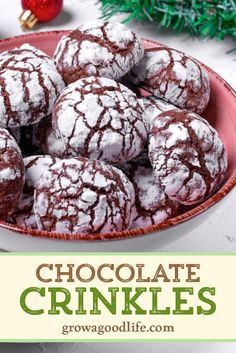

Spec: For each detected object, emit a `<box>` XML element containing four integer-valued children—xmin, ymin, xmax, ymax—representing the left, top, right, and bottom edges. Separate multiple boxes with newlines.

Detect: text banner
<box><xmin>0</xmin><ymin>253</ymin><xmax>235</xmax><ymax>341</ymax></box>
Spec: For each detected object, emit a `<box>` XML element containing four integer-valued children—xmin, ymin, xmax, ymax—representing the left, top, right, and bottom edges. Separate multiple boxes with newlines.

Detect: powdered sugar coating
<box><xmin>130</xmin><ymin>47</ymin><xmax>210</xmax><ymax>114</ymax></box>
<box><xmin>11</xmin><ymin>195</ymin><xmax>37</xmax><ymax>229</ymax></box>
<box><xmin>34</xmin><ymin>158</ymin><xmax>136</xmax><ymax>234</ymax></box>
<box><xmin>54</xmin><ymin>20</ymin><xmax>144</xmax><ymax>84</ymax></box>
<box><xmin>149</xmin><ymin>110</ymin><xmax>227</xmax><ymax>205</ymax></box>
<box><xmin>24</xmin><ymin>155</ymin><xmax>60</xmax><ymax>193</ymax></box>
<box><xmin>0</xmin><ymin>128</ymin><xmax>24</xmax><ymax>219</ymax></box>
<box><xmin>0</xmin><ymin>44</ymin><xmax>65</xmax><ymax>127</ymax></box>
<box><xmin>117</xmin><ymin>152</ymin><xmax>178</xmax><ymax>228</ymax></box>
<box><xmin>13</xmin><ymin>209</ymin><xmax>37</xmax><ymax>229</ymax></box>
<box><xmin>139</xmin><ymin>95</ymin><xmax>179</xmax><ymax>129</ymax></box>
<box><xmin>53</xmin><ymin>76</ymin><xmax>148</xmax><ymax>163</ymax></box>
<box><xmin>34</xmin><ymin>117</ymin><xmax>67</xmax><ymax>157</ymax></box>
<box><xmin>11</xmin><ymin>155</ymin><xmax>59</xmax><ymax>228</ymax></box>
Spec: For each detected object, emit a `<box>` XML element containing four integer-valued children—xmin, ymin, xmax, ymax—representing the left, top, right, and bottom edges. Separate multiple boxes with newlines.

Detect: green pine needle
<box><xmin>98</xmin><ymin>0</ymin><xmax>236</xmax><ymax>40</ymax></box>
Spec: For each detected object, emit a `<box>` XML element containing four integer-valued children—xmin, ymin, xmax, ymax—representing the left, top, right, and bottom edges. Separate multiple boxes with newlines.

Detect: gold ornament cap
<box><xmin>19</xmin><ymin>9</ymin><xmax>38</xmax><ymax>29</ymax></box>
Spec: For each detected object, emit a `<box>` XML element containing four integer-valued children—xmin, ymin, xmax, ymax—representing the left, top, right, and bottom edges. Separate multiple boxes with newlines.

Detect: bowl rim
<box><xmin>0</xmin><ymin>30</ymin><xmax>235</xmax><ymax>242</ymax></box>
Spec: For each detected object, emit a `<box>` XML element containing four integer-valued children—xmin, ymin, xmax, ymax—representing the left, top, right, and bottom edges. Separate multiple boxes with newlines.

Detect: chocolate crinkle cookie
<box><xmin>117</xmin><ymin>150</ymin><xmax>179</xmax><ymax>229</ymax></box>
<box><xmin>23</xmin><ymin>155</ymin><xmax>60</xmax><ymax>193</ymax></box>
<box><xmin>34</xmin><ymin>158</ymin><xmax>136</xmax><ymax>234</ymax></box>
<box><xmin>0</xmin><ymin>128</ymin><xmax>24</xmax><ymax>220</ymax></box>
<box><xmin>130</xmin><ymin>47</ymin><xmax>210</xmax><ymax>114</ymax></box>
<box><xmin>139</xmin><ymin>95</ymin><xmax>179</xmax><ymax>129</ymax></box>
<box><xmin>52</xmin><ymin>76</ymin><xmax>148</xmax><ymax>163</ymax></box>
<box><xmin>54</xmin><ymin>20</ymin><xmax>144</xmax><ymax>84</ymax></box>
<box><xmin>0</xmin><ymin>44</ymin><xmax>65</xmax><ymax>127</ymax></box>
<box><xmin>148</xmin><ymin>110</ymin><xmax>227</xmax><ymax>205</ymax></box>
<box><xmin>0</xmin><ymin>20</ymin><xmax>228</xmax><ymax>236</ymax></box>
<box><xmin>11</xmin><ymin>155</ymin><xmax>60</xmax><ymax>229</ymax></box>
<box><xmin>11</xmin><ymin>195</ymin><xmax>37</xmax><ymax>229</ymax></box>
<box><xmin>33</xmin><ymin>117</ymin><xmax>67</xmax><ymax>158</ymax></box>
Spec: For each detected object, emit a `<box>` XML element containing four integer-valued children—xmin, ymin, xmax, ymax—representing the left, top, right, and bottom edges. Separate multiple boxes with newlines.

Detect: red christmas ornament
<box><xmin>19</xmin><ymin>0</ymin><xmax>63</xmax><ymax>29</ymax></box>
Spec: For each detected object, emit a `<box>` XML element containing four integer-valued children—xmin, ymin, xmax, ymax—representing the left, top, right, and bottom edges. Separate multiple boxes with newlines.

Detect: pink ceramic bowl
<box><xmin>0</xmin><ymin>31</ymin><xmax>235</xmax><ymax>244</ymax></box>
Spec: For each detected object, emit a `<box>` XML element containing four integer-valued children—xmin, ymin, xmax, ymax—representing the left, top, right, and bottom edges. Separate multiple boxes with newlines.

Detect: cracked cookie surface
<box><xmin>130</xmin><ymin>47</ymin><xmax>210</xmax><ymax>114</ymax></box>
<box><xmin>23</xmin><ymin>155</ymin><xmax>60</xmax><ymax>194</ymax></box>
<box><xmin>11</xmin><ymin>195</ymin><xmax>37</xmax><ymax>229</ymax></box>
<box><xmin>117</xmin><ymin>151</ymin><xmax>178</xmax><ymax>228</ymax></box>
<box><xmin>0</xmin><ymin>128</ymin><xmax>24</xmax><ymax>219</ymax></box>
<box><xmin>0</xmin><ymin>44</ymin><xmax>65</xmax><ymax>127</ymax></box>
<box><xmin>34</xmin><ymin>117</ymin><xmax>67</xmax><ymax>157</ymax></box>
<box><xmin>54</xmin><ymin>20</ymin><xmax>144</xmax><ymax>84</ymax></box>
<box><xmin>139</xmin><ymin>95</ymin><xmax>179</xmax><ymax>129</ymax></box>
<box><xmin>34</xmin><ymin>158</ymin><xmax>136</xmax><ymax>234</ymax></box>
<box><xmin>11</xmin><ymin>155</ymin><xmax>59</xmax><ymax>228</ymax></box>
<box><xmin>149</xmin><ymin>110</ymin><xmax>227</xmax><ymax>205</ymax></box>
<box><xmin>53</xmin><ymin>76</ymin><xmax>148</xmax><ymax>163</ymax></box>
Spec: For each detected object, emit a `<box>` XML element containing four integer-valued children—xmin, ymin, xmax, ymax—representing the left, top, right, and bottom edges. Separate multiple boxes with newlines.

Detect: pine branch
<box><xmin>98</xmin><ymin>0</ymin><xmax>236</xmax><ymax>40</ymax></box>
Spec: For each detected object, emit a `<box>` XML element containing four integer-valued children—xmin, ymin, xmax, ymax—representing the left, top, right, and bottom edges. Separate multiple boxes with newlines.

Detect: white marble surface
<box><xmin>0</xmin><ymin>0</ymin><xmax>236</xmax><ymax>351</ymax></box>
